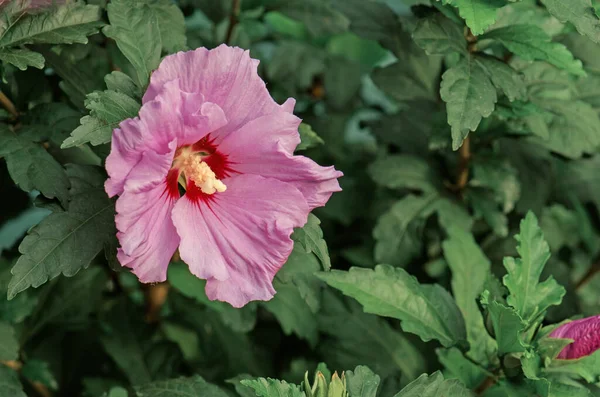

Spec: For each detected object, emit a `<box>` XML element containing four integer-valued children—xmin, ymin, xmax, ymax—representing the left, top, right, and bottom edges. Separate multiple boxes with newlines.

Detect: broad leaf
<box><xmin>297</xmin><ymin>123</ymin><xmax>324</xmax><ymax>151</ymax></box>
<box><xmin>547</xmin><ymin>349</ymin><xmax>600</xmax><ymax>383</ymax></box>
<box><xmin>103</xmin><ymin>0</ymin><xmax>162</xmax><ymax>88</ymax></box>
<box><xmin>540</xmin><ymin>0</ymin><xmax>600</xmax><ymax>44</ymax></box>
<box><xmin>393</xmin><ymin>371</ymin><xmax>473</xmax><ymax>397</ymax></box>
<box><xmin>480</xmin><ymin>25</ymin><xmax>585</xmax><ymax>76</ymax></box>
<box><xmin>368</xmin><ymin>155</ymin><xmax>440</xmax><ymax>193</ymax></box>
<box><xmin>0</xmin><ymin>48</ymin><xmax>44</xmax><ymax>70</ymax></box>
<box><xmin>291</xmin><ymin>214</ymin><xmax>331</xmax><ymax>271</ymax></box>
<box><xmin>440</xmin><ymin>56</ymin><xmax>497</xmax><ymax>150</ymax></box>
<box><xmin>475</xmin><ymin>56</ymin><xmax>526</xmax><ymax>102</ymax></box>
<box><xmin>481</xmin><ymin>293</ymin><xmax>527</xmax><ymax>355</ymax></box>
<box><xmin>442</xmin><ymin>228</ymin><xmax>496</xmax><ymax>361</ymax></box>
<box><xmin>0</xmin><ymin>366</ymin><xmax>25</xmax><ymax>397</ymax></box>
<box><xmin>502</xmin><ymin>212</ymin><xmax>566</xmax><ymax>323</ymax></box>
<box><xmin>412</xmin><ymin>13</ymin><xmax>467</xmax><ymax>56</ymax></box>
<box><xmin>444</xmin><ymin>0</ymin><xmax>507</xmax><ymax>35</ymax></box>
<box><xmin>8</xmin><ymin>165</ymin><xmax>115</xmax><ymax>299</ymax></box>
<box><xmin>345</xmin><ymin>366</ymin><xmax>380</xmax><ymax>397</ymax></box>
<box><xmin>279</xmin><ymin>0</ymin><xmax>350</xmax><ymax>37</ymax></box>
<box><xmin>0</xmin><ymin>2</ymin><xmax>103</xmax><ymax>47</ymax></box>
<box><xmin>436</xmin><ymin>347</ymin><xmax>488</xmax><ymax>389</ymax></box>
<box><xmin>61</xmin><ymin>90</ymin><xmax>141</xmax><ymax>148</ymax></box>
<box><xmin>0</xmin><ymin>322</ymin><xmax>18</xmax><ymax>361</ymax></box>
<box><xmin>318</xmin><ymin>265</ymin><xmax>467</xmax><ymax>347</ymax></box>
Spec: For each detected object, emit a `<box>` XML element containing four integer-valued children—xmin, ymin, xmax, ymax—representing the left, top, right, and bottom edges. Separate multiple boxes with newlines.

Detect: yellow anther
<box><xmin>179</xmin><ymin>153</ymin><xmax>226</xmax><ymax>195</ymax></box>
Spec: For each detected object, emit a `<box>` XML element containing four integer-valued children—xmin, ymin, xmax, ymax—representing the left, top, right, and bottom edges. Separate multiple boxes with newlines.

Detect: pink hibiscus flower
<box><xmin>105</xmin><ymin>45</ymin><xmax>342</xmax><ymax>308</ymax></box>
<box><xmin>549</xmin><ymin>315</ymin><xmax>600</xmax><ymax>359</ymax></box>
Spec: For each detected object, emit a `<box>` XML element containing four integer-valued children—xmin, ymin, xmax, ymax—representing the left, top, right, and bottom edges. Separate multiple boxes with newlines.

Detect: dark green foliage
<box><xmin>1</xmin><ymin>1</ymin><xmax>600</xmax><ymax>396</ymax></box>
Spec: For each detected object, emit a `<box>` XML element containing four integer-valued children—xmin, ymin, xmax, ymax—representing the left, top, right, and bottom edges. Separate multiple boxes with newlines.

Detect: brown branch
<box><xmin>0</xmin><ymin>91</ymin><xmax>18</xmax><ymax>119</ymax></box>
<box><xmin>456</xmin><ymin>135</ymin><xmax>471</xmax><ymax>190</ymax></box>
<box><xmin>2</xmin><ymin>361</ymin><xmax>52</xmax><ymax>397</ymax></box>
<box><xmin>224</xmin><ymin>0</ymin><xmax>241</xmax><ymax>45</ymax></box>
<box><xmin>475</xmin><ymin>376</ymin><xmax>496</xmax><ymax>395</ymax></box>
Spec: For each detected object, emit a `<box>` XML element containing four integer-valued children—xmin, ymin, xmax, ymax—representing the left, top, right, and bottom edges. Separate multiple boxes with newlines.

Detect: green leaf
<box><xmin>540</xmin><ymin>0</ymin><xmax>600</xmax><ymax>44</ymax></box>
<box><xmin>105</xmin><ymin>71</ymin><xmax>142</xmax><ymax>100</ymax></box>
<box><xmin>8</xmin><ymin>165</ymin><xmax>115</xmax><ymax>299</ymax></box>
<box><xmin>475</xmin><ymin>56</ymin><xmax>526</xmax><ymax>102</ymax></box>
<box><xmin>291</xmin><ymin>214</ymin><xmax>331</xmax><ymax>271</ymax></box>
<box><xmin>317</xmin><ymin>265</ymin><xmax>467</xmax><ymax>347</ymax></box>
<box><xmin>436</xmin><ymin>347</ymin><xmax>488</xmax><ymax>389</ymax></box>
<box><xmin>0</xmin><ymin>366</ymin><xmax>26</xmax><ymax>397</ymax></box>
<box><xmin>442</xmin><ymin>228</ymin><xmax>496</xmax><ymax>361</ymax></box>
<box><xmin>471</xmin><ymin>156</ymin><xmax>520</xmax><ymax>213</ymax></box>
<box><xmin>393</xmin><ymin>371</ymin><xmax>473</xmax><ymax>397</ymax></box>
<box><xmin>481</xmin><ymin>293</ymin><xmax>527</xmax><ymax>355</ymax></box>
<box><xmin>262</xmin><ymin>245</ymin><xmax>321</xmax><ymax>346</ymax></box>
<box><xmin>61</xmin><ymin>90</ymin><xmax>141</xmax><ymax>148</ymax></box>
<box><xmin>0</xmin><ymin>2</ymin><xmax>103</xmax><ymax>47</ymax></box>
<box><xmin>368</xmin><ymin>155</ymin><xmax>440</xmax><ymax>193</ymax></box>
<box><xmin>444</xmin><ymin>0</ymin><xmax>507</xmax><ymax>35</ymax></box>
<box><xmin>135</xmin><ymin>375</ymin><xmax>229</xmax><ymax>397</ymax></box>
<box><xmin>345</xmin><ymin>366</ymin><xmax>380</xmax><ymax>397</ymax></box>
<box><xmin>412</xmin><ymin>13</ymin><xmax>467</xmax><ymax>56</ymax></box>
<box><xmin>502</xmin><ymin>212</ymin><xmax>566</xmax><ymax>323</ymax></box>
<box><xmin>149</xmin><ymin>0</ymin><xmax>187</xmax><ymax>53</ymax></box>
<box><xmin>297</xmin><ymin>123</ymin><xmax>324</xmax><ymax>151</ymax></box>
<box><xmin>0</xmin><ymin>322</ymin><xmax>18</xmax><ymax>361</ymax></box>
<box><xmin>103</xmin><ymin>0</ymin><xmax>162</xmax><ymax>88</ymax></box>
<box><xmin>440</xmin><ymin>56</ymin><xmax>497</xmax><ymax>150</ymax></box>
<box><xmin>241</xmin><ymin>378</ymin><xmax>304</xmax><ymax>397</ymax></box>
<box><xmin>0</xmin><ymin>267</ymin><xmax>37</xmax><ymax>324</ymax></box>
<box><xmin>547</xmin><ymin>349</ymin><xmax>600</xmax><ymax>383</ymax></box>
<box><xmin>480</xmin><ymin>25</ymin><xmax>585</xmax><ymax>76</ymax></box>
<box><xmin>168</xmin><ymin>262</ymin><xmax>256</xmax><ymax>333</ymax></box>
<box><xmin>318</xmin><ymin>291</ymin><xmax>426</xmax><ymax>380</ymax></box>
<box><xmin>0</xmin><ymin>48</ymin><xmax>44</xmax><ymax>70</ymax></box>
<box><xmin>0</xmin><ymin>125</ymin><xmax>70</xmax><ymax>203</ymax></box>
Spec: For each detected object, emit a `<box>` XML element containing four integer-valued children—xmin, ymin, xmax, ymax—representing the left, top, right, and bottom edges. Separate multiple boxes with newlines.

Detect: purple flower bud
<box><xmin>550</xmin><ymin>315</ymin><xmax>600</xmax><ymax>359</ymax></box>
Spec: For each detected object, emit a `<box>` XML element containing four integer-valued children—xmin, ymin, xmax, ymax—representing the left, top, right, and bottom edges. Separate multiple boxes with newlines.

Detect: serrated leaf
<box><xmin>540</xmin><ymin>0</ymin><xmax>600</xmax><ymax>44</ymax></box>
<box><xmin>103</xmin><ymin>0</ymin><xmax>162</xmax><ymax>88</ymax></box>
<box><xmin>442</xmin><ymin>228</ymin><xmax>496</xmax><ymax>362</ymax></box>
<box><xmin>440</xmin><ymin>56</ymin><xmax>497</xmax><ymax>150</ymax></box>
<box><xmin>0</xmin><ymin>322</ymin><xmax>18</xmax><ymax>361</ymax></box>
<box><xmin>345</xmin><ymin>366</ymin><xmax>380</xmax><ymax>397</ymax></box>
<box><xmin>481</xmin><ymin>25</ymin><xmax>585</xmax><ymax>76</ymax></box>
<box><xmin>61</xmin><ymin>90</ymin><xmax>141</xmax><ymax>148</ymax></box>
<box><xmin>412</xmin><ymin>13</ymin><xmax>467</xmax><ymax>56</ymax></box>
<box><xmin>135</xmin><ymin>375</ymin><xmax>228</xmax><ymax>397</ymax></box>
<box><xmin>241</xmin><ymin>378</ymin><xmax>304</xmax><ymax>397</ymax></box>
<box><xmin>149</xmin><ymin>0</ymin><xmax>187</xmax><ymax>53</ymax></box>
<box><xmin>318</xmin><ymin>291</ymin><xmax>426</xmax><ymax>380</ymax></box>
<box><xmin>318</xmin><ymin>265</ymin><xmax>467</xmax><ymax>347</ymax></box>
<box><xmin>0</xmin><ymin>366</ymin><xmax>26</xmax><ymax>397</ymax></box>
<box><xmin>105</xmin><ymin>71</ymin><xmax>142</xmax><ymax>99</ymax></box>
<box><xmin>481</xmin><ymin>293</ymin><xmax>527</xmax><ymax>355</ymax></box>
<box><xmin>0</xmin><ymin>2</ymin><xmax>102</xmax><ymax>47</ymax></box>
<box><xmin>291</xmin><ymin>214</ymin><xmax>330</xmax><ymax>271</ymax></box>
<box><xmin>393</xmin><ymin>371</ymin><xmax>473</xmax><ymax>397</ymax></box>
<box><xmin>475</xmin><ymin>56</ymin><xmax>526</xmax><ymax>101</ymax></box>
<box><xmin>297</xmin><ymin>123</ymin><xmax>324</xmax><ymax>151</ymax></box>
<box><xmin>167</xmin><ymin>262</ymin><xmax>257</xmax><ymax>333</ymax></box>
<box><xmin>471</xmin><ymin>156</ymin><xmax>520</xmax><ymax>213</ymax></box>
<box><xmin>0</xmin><ymin>125</ymin><xmax>70</xmax><ymax>203</ymax></box>
<box><xmin>368</xmin><ymin>155</ymin><xmax>440</xmax><ymax>193</ymax></box>
<box><xmin>8</xmin><ymin>165</ymin><xmax>115</xmax><ymax>299</ymax></box>
<box><xmin>444</xmin><ymin>0</ymin><xmax>506</xmax><ymax>35</ymax></box>
<box><xmin>0</xmin><ymin>48</ymin><xmax>44</xmax><ymax>70</ymax></box>
<box><xmin>502</xmin><ymin>212</ymin><xmax>566</xmax><ymax>323</ymax></box>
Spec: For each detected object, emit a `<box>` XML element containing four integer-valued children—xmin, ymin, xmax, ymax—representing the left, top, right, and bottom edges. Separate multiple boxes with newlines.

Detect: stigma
<box><xmin>176</xmin><ymin>149</ymin><xmax>227</xmax><ymax>195</ymax></box>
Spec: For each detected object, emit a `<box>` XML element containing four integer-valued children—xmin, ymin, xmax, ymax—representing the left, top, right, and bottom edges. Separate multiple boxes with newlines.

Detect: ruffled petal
<box><xmin>144</xmin><ymin>45</ymin><xmax>290</xmax><ymax>139</ymax></box>
<box><xmin>550</xmin><ymin>315</ymin><xmax>600</xmax><ymax>359</ymax></box>
<box><xmin>105</xmin><ymin>80</ymin><xmax>227</xmax><ymax>197</ymax></box>
<box><xmin>114</xmin><ymin>142</ymin><xmax>180</xmax><ymax>282</ymax></box>
<box><xmin>217</xmin><ymin>111</ymin><xmax>343</xmax><ymax>210</ymax></box>
<box><xmin>171</xmin><ymin>174</ymin><xmax>309</xmax><ymax>307</ymax></box>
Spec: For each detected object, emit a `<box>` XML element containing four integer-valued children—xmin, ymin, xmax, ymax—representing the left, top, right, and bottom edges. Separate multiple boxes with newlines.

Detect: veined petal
<box><xmin>144</xmin><ymin>45</ymin><xmax>291</xmax><ymax>140</ymax></box>
<box><xmin>550</xmin><ymin>315</ymin><xmax>600</xmax><ymax>359</ymax></box>
<box><xmin>171</xmin><ymin>174</ymin><xmax>309</xmax><ymax>308</ymax></box>
<box><xmin>217</xmin><ymin>111</ymin><xmax>343</xmax><ymax>210</ymax></box>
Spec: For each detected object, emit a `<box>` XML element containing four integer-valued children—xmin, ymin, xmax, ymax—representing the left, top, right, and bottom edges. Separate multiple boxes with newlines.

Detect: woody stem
<box><xmin>0</xmin><ymin>90</ymin><xmax>18</xmax><ymax>119</ymax></box>
<box><xmin>225</xmin><ymin>0</ymin><xmax>241</xmax><ymax>45</ymax></box>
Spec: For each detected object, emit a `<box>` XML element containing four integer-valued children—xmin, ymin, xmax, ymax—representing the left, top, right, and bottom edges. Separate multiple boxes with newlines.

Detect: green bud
<box><xmin>327</xmin><ymin>372</ymin><xmax>347</xmax><ymax>397</ymax></box>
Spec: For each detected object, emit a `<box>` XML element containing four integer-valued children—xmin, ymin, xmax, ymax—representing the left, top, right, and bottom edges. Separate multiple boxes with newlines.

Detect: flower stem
<box><xmin>0</xmin><ymin>90</ymin><xmax>18</xmax><ymax>119</ymax></box>
<box><xmin>225</xmin><ymin>0</ymin><xmax>241</xmax><ymax>45</ymax></box>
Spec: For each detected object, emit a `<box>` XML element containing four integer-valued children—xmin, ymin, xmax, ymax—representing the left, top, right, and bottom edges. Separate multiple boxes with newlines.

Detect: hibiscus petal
<box><xmin>171</xmin><ymin>174</ymin><xmax>309</xmax><ymax>308</ymax></box>
<box><xmin>550</xmin><ymin>315</ymin><xmax>600</xmax><ymax>359</ymax></box>
<box><xmin>144</xmin><ymin>45</ymin><xmax>290</xmax><ymax>138</ymax></box>
<box><xmin>216</xmin><ymin>111</ymin><xmax>343</xmax><ymax>210</ymax></box>
<box><xmin>105</xmin><ymin>80</ymin><xmax>226</xmax><ymax>197</ymax></box>
<box><xmin>114</xmin><ymin>142</ymin><xmax>180</xmax><ymax>282</ymax></box>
